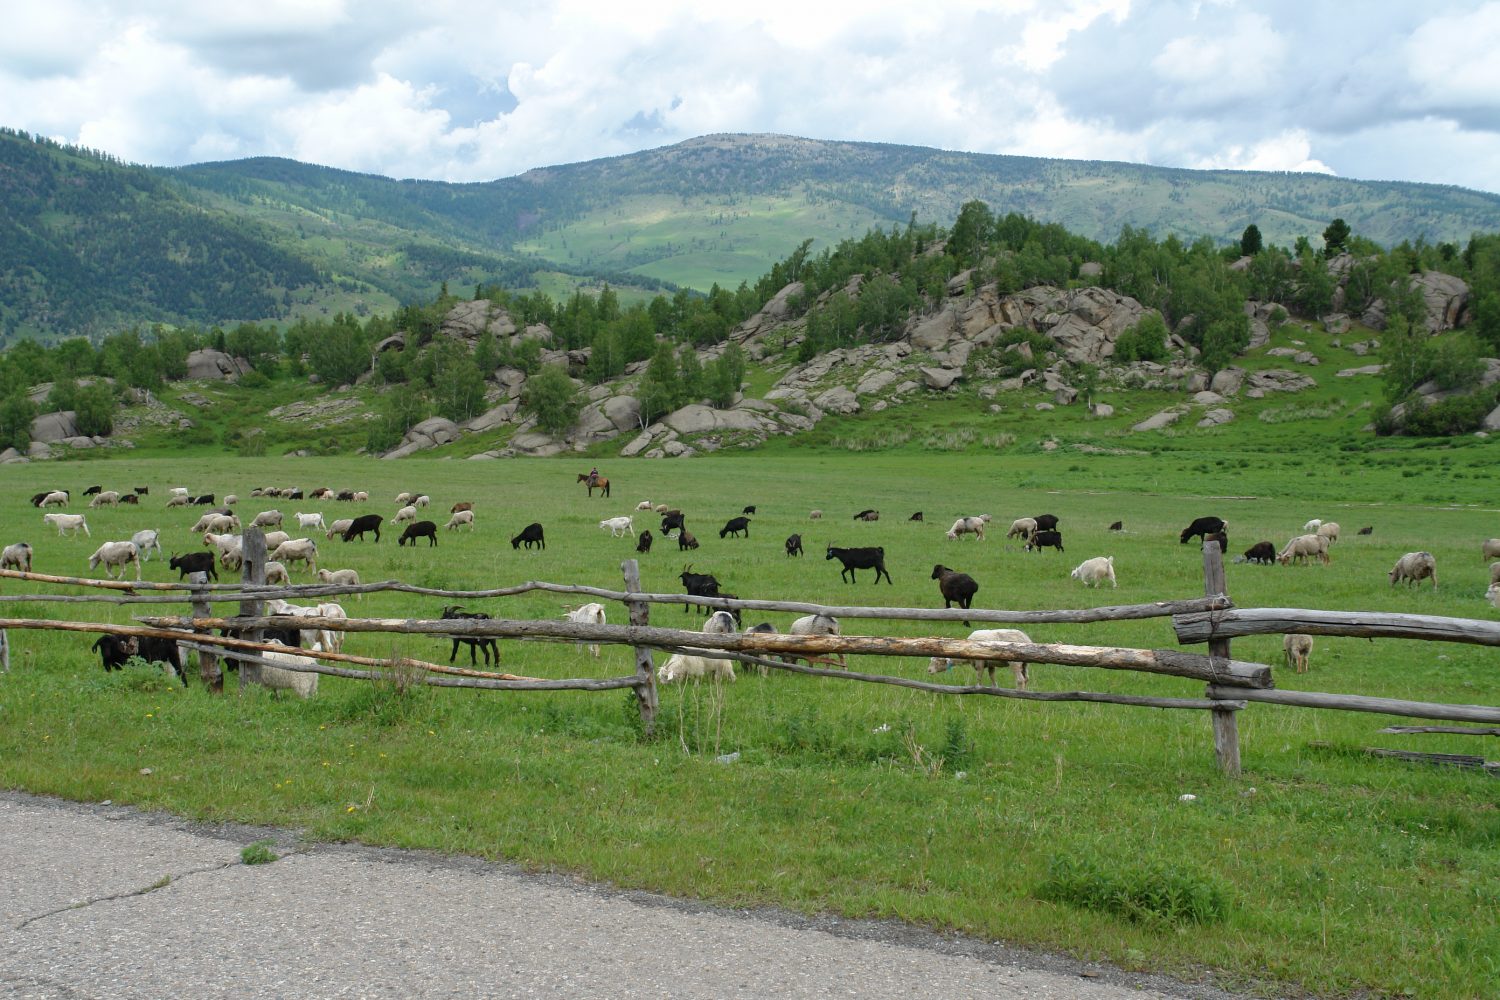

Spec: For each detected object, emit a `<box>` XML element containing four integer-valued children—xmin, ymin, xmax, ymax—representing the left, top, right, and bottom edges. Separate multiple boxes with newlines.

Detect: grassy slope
<box><xmin>1</xmin><ymin>435</ymin><xmax>1498</xmax><ymax>997</ymax></box>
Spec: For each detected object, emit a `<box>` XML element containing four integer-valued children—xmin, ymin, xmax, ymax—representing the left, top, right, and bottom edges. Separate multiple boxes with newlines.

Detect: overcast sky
<box><xmin>4</xmin><ymin>1</ymin><xmax>1499</xmax><ymax>194</ymax></box>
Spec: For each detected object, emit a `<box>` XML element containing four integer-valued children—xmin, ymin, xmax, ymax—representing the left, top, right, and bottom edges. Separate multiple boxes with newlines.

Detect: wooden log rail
<box><xmin>1175</xmin><ymin>607</ymin><xmax>1500</xmax><ymax>648</ymax></box>
<box><xmin>132</xmin><ymin>612</ymin><xmax>1275</xmax><ymax>688</ymax></box>
<box><xmin>1205</xmin><ymin>685</ymin><xmax>1500</xmax><ymax>725</ymax></box>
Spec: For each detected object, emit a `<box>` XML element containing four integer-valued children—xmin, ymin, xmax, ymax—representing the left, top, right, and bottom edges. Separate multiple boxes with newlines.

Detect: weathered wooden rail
<box><xmin>3</xmin><ymin>531</ymin><xmax>1497</xmax><ymax>777</ymax></box>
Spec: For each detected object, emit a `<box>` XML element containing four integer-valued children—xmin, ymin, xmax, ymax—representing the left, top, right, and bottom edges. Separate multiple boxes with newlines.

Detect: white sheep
<box><xmin>788</xmin><ymin>613</ymin><xmax>843</xmax><ymax>667</ymax></box>
<box><xmin>39</xmin><ymin>490</ymin><xmax>69</xmax><ymax>507</ymax></box>
<box><xmin>316</xmin><ymin>568</ymin><xmax>361</xmax><ymax>587</ymax></box>
<box><xmin>88</xmin><ymin>491</ymin><xmax>120</xmax><ymax>508</ymax></box>
<box><xmin>599</xmin><ymin>515</ymin><xmax>634</xmax><ymax>537</ymax></box>
<box><xmin>561</xmin><ymin>602</ymin><xmax>607</xmax><ymax>656</ymax></box>
<box><xmin>636</xmin><ymin>500</ymin><xmax>654</xmax><ymax>510</ymax></box>
<box><xmin>266</xmin><ymin>598</ymin><xmax>342</xmax><ymax>653</ymax></box>
<box><xmin>294</xmin><ymin>511</ymin><xmax>326</xmax><ymax>531</ymax></box>
<box><xmin>657</xmin><ymin>653</ymin><xmax>735</xmax><ymax>684</ymax></box>
<box><xmin>326</xmin><ymin>518</ymin><xmax>354</xmax><ymax>540</ymax></box>
<box><xmin>1070</xmin><ymin>556</ymin><xmax>1117</xmax><ymax>588</ymax></box>
<box><xmin>808</xmin><ymin>509</ymin><xmax>823</xmax><ymax>520</ymax></box>
<box><xmin>1316</xmin><ymin>521</ymin><xmax>1341</xmax><ymax>545</ymax></box>
<box><xmin>1483</xmin><ymin>539</ymin><xmax>1500</xmax><ymax>561</ymax></box>
<box><xmin>130</xmin><ymin>529</ymin><xmax>162</xmax><ymax>562</ymax></box>
<box><xmin>1277</xmin><ymin>534</ymin><xmax>1330</xmax><ymax>566</ymax></box>
<box><xmin>1302</xmin><ymin>518</ymin><xmax>1323</xmax><ymax>533</ymax></box>
<box><xmin>262</xmin><ymin>530</ymin><xmax>292</xmax><ymax>551</ymax></box>
<box><xmin>224</xmin><ymin>494</ymin><xmax>239</xmax><ymax>506</ymax></box>
<box><xmin>189</xmin><ymin>511</ymin><xmax>218</xmax><ymax>534</ymax></box>
<box><xmin>251</xmin><ymin>510</ymin><xmax>283</xmax><ymax>529</ymax></box>
<box><xmin>394</xmin><ymin>491</ymin><xmax>415</xmax><ymax>505</ymax></box>
<box><xmin>253</xmin><ymin>643</ymin><xmax>320</xmax><ymax>698</ymax></box>
<box><xmin>1006</xmin><ymin>517</ymin><xmax>1037</xmax><ymax>541</ymax></box>
<box><xmin>42</xmin><ymin>512</ymin><xmax>90</xmax><ymax>537</ymax></box>
<box><xmin>270</xmin><ymin>538</ymin><xmax>318</xmax><ymax>575</ymax></box>
<box><xmin>946</xmin><ymin>516</ymin><xmax>988</xmax><ymax>541</ymax></box>
<box><xmin>353</xmin><ymin>491</ymin><xmax>369</xmax><ymax>502</ymax></box>
<box><xmin>1</xmin><ymin>542</ymin><xmax>33</xmax><ymax>573</ymax></box>
<box><xmin>392</xmin><ymin>505</ymin><xmax>418</xmax><ymax>525</ymax></box>
<box><xmin>1490</xmin><ymin>561</ymin><xmax>1500</xmax><ymax>587</ymax></box>
<box><xmin>165</xmin><ymin>495</ymin><xmax>190</xmax><ymax>509</ymax></box>
<box><xmin>702</xmin><ymin>610</ymin><xmax>737</xmax><ymax>635</ymax></box>
<box><xmin>1284</xmin><ymin>634</ymin><xmax>1314</xmax><ymax>674</ymax></box>
<box><xmin>927</xmin><ymin>628</ymin><xmax>1034</xmax><ymax>689</ymax></box>
<box><xmin>168</xmin><ymin>487</ymin><xmax>190</xmax><ymax>499</ymax></box>
<box><xmin>204</xmin><ymin>513</ymin><xmax>239</xmax><ymax>535</ymax></box>
<box><xmin>88</xmin><ymin>541</ymin><xmax>141</xmax><ymax>581</ymax></box>
<box><xmin>313</xmin><ymin>602</ymin><xmax>347</xmax><ymax>654</ymax></box>
<box><xmin>445</xmin><ymin>510</ymin><xmax>476</xmax><ymax>531</ymax></box>
<box><xmin>1488</xmin><ymin>583</ymin><xmax>1500</xmax><ymax>611</ymax></box>
<box><xmin>263</xmin><ymin>561</ymin><xmax>290</xmax><ymax>585</ymax></box>
<box><xmin>413</xmin><ymin>495</ymin><xmax>431</xmax><ymax>508</ymax></box>
<box><xmin>1389</xmin><ymin>551</ymin><xmax>1437</xmax><ymax>590</ymax></box>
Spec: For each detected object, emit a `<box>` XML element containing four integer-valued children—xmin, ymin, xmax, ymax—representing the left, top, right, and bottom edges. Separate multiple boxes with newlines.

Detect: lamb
<box><xmin>1284</xmin><ymin>634</ymin><xmax>1314</xmax><ymax>674</ymax></box>
<box><xmin>88</xmin><ymin>541</ymin><xmax>141</xmax><ymax>581</ymax></box>
<box><xmin>263</xmin><ymin>561</ymin><xmax>290</xmax><ymax>585</ymax></box>
<box><xmin>2</xmin><ymin>542</ymin><xmax>33</xmax><ymax>573</ymax></box>
<box><xmin>88</xmin><ymin>490</ymin><xmax>120</xmax><ymax>508</ymax></box>
<box><xmin>440</xmin><ymin>606</ymin><xmax>499</xmax><ymax>666</ymax></box>
<box><xmin>412</xmin><ymin>494</ymin><xmax>431</xmax><ymax>508</ymax></box>
<box><xmin>931</xmin><ymin>564</ymin><xmax>980</xmax><ymax>625</ymax></box>
<box><xmin>1278</xmin><ymin>534</ymin><xmax>1330</xmax><ymax>566</ymax></box>
<box><xmin>294</xmin><ymin>512</ymin><xmax>326</xmax><ymax>531</ymax></box>
<box><xmin>251</xmin><ymin>510</ymin><xmax>283</xmax><ymax>529</ymax></box>
<box><xmin>1316</xmin><ymin>522</ymin><xmax>1341</xmax><ymax>545</ymax></box>
<box><xmin>265</xmin><ymin>598</ymin><xmax>346</xmax><ymax>655</ymax></box>
<box><xmin>561</xmin><ymin>602</ymin><xmax>607</xmax><ymax>657</ymax></box>
<box><xmin>809</xmin><ymin>509</ymin><xmax>823</xmax><ymax>520</ymax></box>
<box><xmin>1483</xmin><ymin>539</ymin><xmax>1500</xmax><ymax>562</ymax></box>
<box><xmin>131</xmin><ymin>529</ymin><xmax>163</xmax><ymax>562</ymax></box>
<box><xmin>636</xmin><ymin>500</ymin><xmax>654</xmax><ymax>510</ymax></box>
<box><xmin>317</xmin><ymin>568</ymin><xmax>362</xmax><ymax>588</ymax></box>
<box><xmin>43</xmin><ymin>512</ymin><xmax>90</xmax><ymax>537</ymax></box>
<box><xmin>927</xmin><ymin>627</ymin><xmax>1034</xmax><ymax>689</ymax></box>
<box><xmin>1389</xmin><ymin>551</ymin><xmax>1437</xmax><ymax>590</ymax></box>
<box><xmin>1302</xmin><ymin>518</ymin><xmax>1323</xmax><ymax>533</ymax></box>
<box><xmin>1242</xmin><ymin>541</ymin><xmax>1277</xmax><ymax>565</ymax></box>
<box><xmin>946</xmin><ymin>516</ymin><xmax>988</xmax><ymax>541</ymax></box>
<box><xmin>1006</xmin><ymin>517</ymin><xmax>1037</xmax><ymax>541</ymax></box>
<box><xmin>445</xmin><ymin>509</ymin><xmax>476</xmax><ymax>531</ymax></box>
<box><xmin>392</xmin><ymin>505</ymin><xmax>418</xmax><ymax>525</ymax></box>
<box><xmin>1070</xmin><ymin>556</ymin><xmax>1117</xmax><ymax>588</ymax></box>
<box><xmin>326</xmin><ymin>518</ymin><xmax>354</xmax><ymax>540</ymax></box>
<box><xmin>270</xmin><ymin>538</ymin><xmax>318</xmax><ymax>574</ymax></box>
<box><xmin>600</xmin><ymin>515</ymin><xmax>635</xmax><ymax>537</ymax></box>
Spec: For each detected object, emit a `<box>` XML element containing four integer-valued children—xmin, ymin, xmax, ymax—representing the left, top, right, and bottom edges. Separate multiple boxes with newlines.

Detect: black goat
<box><xmin>719</xmin><ymin>516</ymin><xmax>751</xmax><ymax>539</ymax></box>
<box><xmin>678</xmin><ymin>530</ymin><xmax>699</xmax><ymax>551</ymax></box>
<box><xmin>1179</xmin><ymin>516</ymin><xmax>1226</xmax><ymax>544</ymax></box>
<box><xmin>399</xmin><ymin>521</ymin><xmax>438</xmax><ymax>547</ymax></box>
<box><xmin>93</xmin><ymin>634</ymin><xmax>137</xmax><ymax>672</ymax></box>
<box><xmin>511</xmin><ymin>522</ymin><xmax>545</xmax><ymax>550</ymax></box>
<box><xmin>636</xmin><ymin>530</ymin><xmax>653</xmax><ymax>554</ymax></box>
<box><xmin>120</xmin><ymin>493</ymin><xmax>139</xmax><ymax>505</ymax></box>
<box><xmin>169</xmin><ymin>551</ymin><xmax>218</xmax><ymax>582</ymax></box>
<box><xmin>932</xmin><ymin>565</ymin><xmax>979</xmax><ymax>627</ymax></box>
<box><xmin>83</xmin><ymin>485</ymin><xmax>102</xmax><ymax>496</ymax></box>
<box><xmin>1025</xmin><ymin>530</ymin><xmax>1065</xmax><ymax>553</ymax></box>
<box><xmin>1033</xmin><ymin>514</ymin><xmax>1060</xmax><ymax>532</ymax></box>
<box><xmin>660</xmin><ymin>511</ymin><xmax>685</xmax><ymax>537</ymax></box>
<box><xmin>342</xmin><ymin>513</ymin><xmax>383</xmax><ymax>543</ymax></box>
<box><xmin>853</xmin><ymin>509</ymin><xmax>879</xmax><ymax>522</ymax></box>
<box><xmin>337</xmin><ymin>490</ymin><xmax>356</xmax><ymax>501</ymax></box>
<box><xmin>826</xmin><ymin>545</ymin><xmax>892</xmax><ymax>584</ymax></box>
<box><xmin>133</xmin><ymin>486</ymin><xmax>149</xmax><ymax>495</ymax></box>
<box><xmin>1108</xmin><ymin>520</ymin><xmax>1123</xmax><ymax>531</ymax></box>
<box><xmin>785</xmin><ymin>533</ymin><xmax>803</xmax><ymax>557</ymax></box>
<box><xmin>742</xmin><ymin>505</ymin><xmax>757</xmax><ymax>515</ymax></box>
<box><xmin>440</xmin><ymin>606</ymin><xmax>499</xmax><ymax>666</ymax></box>
<box><xmin>28</xmin><ymin>492</ymin><xmax>49</xmax><ymax>507</ymax></box>
<box><xmin>93</xmin><ymin>634</ymin><xmax>185</xmax><ymax>684</ymax></box>
<box><xmin>1357</xmin><ymin>526</ymin><xmax>1374</xmax><ymax>536</ymax></box>
<box><xmin>679</xmin><ymin>567</ymin><xmax>722</xmax><ymax>615</ymax></box>
<box><xmin>909</xmin><ymin>511</ymin><xmax>923</xmax><ymax>522</ymax></box>
<box><xmin>1243</xmin><ymin>541</ymin><xmax>1276</xmax><ymax>565</ymax></box>
<box><xmin>192</xmin><ymin>494</ymin><xmax>216</xmax><ymax>505</ymax></box>
<box><xmin>1203</xmin><ymin>530</ymin><xmax>1229</xmax><ymax>554</ymax></box>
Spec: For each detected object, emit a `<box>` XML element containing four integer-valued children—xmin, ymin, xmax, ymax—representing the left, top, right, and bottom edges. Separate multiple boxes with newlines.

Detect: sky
<box><xmin>4</xmin><ymin>0</ymin><xmax>1500</xmax><ymax>193</ymax></box>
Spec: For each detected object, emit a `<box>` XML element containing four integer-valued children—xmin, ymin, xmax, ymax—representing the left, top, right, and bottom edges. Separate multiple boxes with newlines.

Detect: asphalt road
<box><xmin>0</xmin><ymin>792</ymin><xmax>1250</xmax><ymax>999</ymax></box>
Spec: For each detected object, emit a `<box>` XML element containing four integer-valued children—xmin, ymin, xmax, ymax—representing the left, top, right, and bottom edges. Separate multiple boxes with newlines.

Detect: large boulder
<box><xmin>602</xmin><ymin>395</ymin><xmax>642</xmax><ymax>433</ymax></box>
<box><xmin>440</xmin><ymin>300</ymin><xmax>518</xmax><ymax>343</ymax></box>
<box><xmin>30</xmin><ymin>410</ymin><xmax>79</xmax><ymax>443</ymax></box>
<box><xmin>920</xmin><ymin>366</ymin><xmax>962</xmax><ymax>390</ymax></box>
<box><xmin>909</xmin><ymin>307</ymin><xmax>959</xmax><ymax>351</ymax></box>
<box><xmin>1410</xmin><ymin>271</ymin><xmax>1470</xmax><ymax>333</ymax></box>
<box><xmin>663</xmin><ymin>404</ymin><xmax>775</xmax><ymax>436</ymax></box>
<box><xmin>1132</xmin><ymin>408</ymin><xmax>1185</xmax><ymax>432</ymax></box>
<box><xmin>185</xmin><ymin>349</ymin><xmax>250</xmax><ymax>380</ymax></box>
<box><xmin>811</xmin><ymin>386</ymin><xmax>860</xmax><ymax>415</ymax></box>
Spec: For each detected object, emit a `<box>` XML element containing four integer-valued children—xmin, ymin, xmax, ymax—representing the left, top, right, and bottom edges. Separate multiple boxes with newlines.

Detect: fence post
<box><xmin>621</xmin><ymin>559</ymin><xmax>657</xmax><ymax>738</ymax></box>
<box><xmin>238</xmin><ymin>527</ymin><xmax>268</xmax><ymax>692</ymax></box>
<box><xmin>1202</xmin><ymin>541</ymin><xmax>1241</xmax><ymax>777</ymax></box>
<box><xmin>189</xmin><ymin>571</ymin><xmax>221</xmax><ymax>693</ymax></box>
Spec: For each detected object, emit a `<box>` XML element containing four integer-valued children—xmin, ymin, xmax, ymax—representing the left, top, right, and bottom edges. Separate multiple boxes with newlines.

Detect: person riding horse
<box><xmin>587</xmin><ymin>467</ymin><xmax>600</xmax><ymax>487</ymax></box>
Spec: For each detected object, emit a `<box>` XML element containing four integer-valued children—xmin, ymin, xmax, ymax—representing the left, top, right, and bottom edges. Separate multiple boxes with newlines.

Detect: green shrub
<box><xmin>240</xmin><ymin>840</ymin><xmax>278</xmax><ymax>865</ymax></box>
<box><xmin>1037</xmin><ymin>854</ymin><xmax>1228</xmax><ymax>925</ymax></box>
<box><xmin>1113</xmin><ymin>314</ymin><xmax>1169</xmax><ymax>363</ymax></box>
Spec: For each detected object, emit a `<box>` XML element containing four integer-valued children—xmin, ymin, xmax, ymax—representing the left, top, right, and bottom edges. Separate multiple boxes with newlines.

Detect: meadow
<box><xmin>2</xmin><ymin>450</ymin><xmax>1498</xmax><ymax>998</ymax></box>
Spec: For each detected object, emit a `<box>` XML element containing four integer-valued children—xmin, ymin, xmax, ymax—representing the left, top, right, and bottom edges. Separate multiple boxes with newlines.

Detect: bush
<box><xmin>1113</xmin><ymin>314</ymin><xmax>1169</xmax><ymax>363</ymax></box>
<box><xmin>519</xmin><ymin>364</ymin><xmax>581</xmax><ymax>437</ymax></box>
<box><xmin>1036</xmin><ymin>854</ymin><xmax>1228</xmax><ymax>925</ymax></box>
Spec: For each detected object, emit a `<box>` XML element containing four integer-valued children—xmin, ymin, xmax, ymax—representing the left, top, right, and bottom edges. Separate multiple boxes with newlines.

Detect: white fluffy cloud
<box><xmin>1</xmin><ymin>0</ymin><xmax>1498</xmax><ymax>193</ymax></box>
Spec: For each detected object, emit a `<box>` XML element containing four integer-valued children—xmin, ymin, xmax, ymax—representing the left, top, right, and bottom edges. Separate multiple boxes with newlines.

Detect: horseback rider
<box><xmin>588</xmin><ymin>466</ymin><xmax>600</xmax><ymax>487</ymax></box>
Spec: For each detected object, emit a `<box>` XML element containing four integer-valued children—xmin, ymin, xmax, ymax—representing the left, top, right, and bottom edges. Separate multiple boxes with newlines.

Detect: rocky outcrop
<box><xmin>441</xmin><ymin>300</ymin><xmax>518</xmax><ymax>343</ymax></box>
<box><xmin>1410</xmin><ymin>271</ymin><xmax>1470</xmax><ymax>333</ymax></box>
<box><xmin>1132</xmin><ymin>408</ymin><xmax>1185</xmax><ymax>432</ymax></box>
<box><xmin>185</xmin><ymin>350</ymin><xmax>251</xmax><ymax>380</ymax></box>
<box><xmin>382</xmin><ymin>416</ymin><xmax>461</xmax><ymax>459</ymax></box>
<box><xmin>30</xmin><ymin>410</ymin><xmax>80</xmax><ymax>443</ymax></box>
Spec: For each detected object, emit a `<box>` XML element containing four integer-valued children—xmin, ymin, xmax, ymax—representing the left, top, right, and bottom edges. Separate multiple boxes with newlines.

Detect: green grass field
<box><xmin>2</xmin><ymin>452</ymin><xmax>1497</xmax><ymax>998</ymax></box>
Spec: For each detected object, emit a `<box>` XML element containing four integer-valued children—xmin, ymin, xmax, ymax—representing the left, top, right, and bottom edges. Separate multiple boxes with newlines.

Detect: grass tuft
<box><xmin>1036</xmin><ymin>854</ymin><xmax>1229</xmax><ymax>926</ymax></box>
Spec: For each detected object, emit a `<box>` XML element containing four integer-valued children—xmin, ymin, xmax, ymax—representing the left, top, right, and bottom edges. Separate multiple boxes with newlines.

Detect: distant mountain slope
<box><xmin>6</xmin><ymin>128</ymin><xmax>1500</xmax><ymax>343</ymax></box>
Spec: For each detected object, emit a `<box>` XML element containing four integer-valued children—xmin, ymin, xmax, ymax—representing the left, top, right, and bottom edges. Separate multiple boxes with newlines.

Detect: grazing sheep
<box><xmin>946</xmin><ymin>516</ymin><xmax>988</xmax><ymax>541</ymax></box>
<box><xmin>39</xmin><ymin>490</ymin><xmax>70</xmax><ymax>508</ymax></box>
<box><xmin>2</xmin><ymin>542</ymin><xmax>33</xmax><ymax>573</ymax></box>
<box><xmin>130</xmin><ymin>529</ymin><xmax>162</xmax><ymax>562</ymax></box>
<box><xmin>927</xmin><ymin>628</ymin><xmax>1034</xmax><ymax>689</ymax></box>
<box><xmin>42</xmin><ymin>513</ymin><xmax>90</xmax><ymax>537</ymax></box>
<box><xmin>653</xmin><ymin>504</ymin><xmax>670</xmax><ymax>514</ymax></box>
<box><xmin>789</xmin><ymin>614</ymin><xmax>843</xmax><ymax>667</ymax></box>
<box><xmin>636</xmin><ymin>530</ymin><xmax>653</xmax><ymax>554</ymax></box>
<box><xmin>353</xmin><ymin>491</ymin><xmax>369</xmax><ymax>503</ymax></box>
<box><xmin>326</xmin><ymin>518</ymin><xmax>354</xmax><ymax>540</ymax></box>
<box><xmin>1490</xmin><ymin>561</ymin><xmax>1500</xmax><ymax>587</ymax></box>
<box><xmin>600</xmin><ymin>515</ymin><xmax>635</xmax><ymax>538</ymax></box>
<box><xmin>1108</xmin><ymin>521</ymin><xmax>1124</xmax><ymax>531</ymax></box>
<box><xmin>510</xmin><ymin>522</ymin><xmax>545</xmax><ymax>550</ymax></box>
<box><xmin>204</xmin><ymin>513</ymin><xmax>239</xmax><ymax>535</ymax></box>
<box><xmin>636</xmin><ymin>500</ymin><xmax>654</xmax><ymax>510</ymax></box>
<box><xmin>1284</xmin><ymin>634</ymin><xmax>1314</xmax><ymax>674</ymax></box>
<box><xmin>562</xmin><ymin>602</ymin><xmax>607</xmax><ymax>657</ymax></box>
<box><xmin>316</xmin><ymin>568</ymin><xmax>361</xmax><ymax>588</ymax></box>
<box><xmin>394</xmin><ymin>492</ymin><xmax>415</xmax><ymax>505</ymax></box>
<box><xmin>165</xmin><ymin>494</ymin><xmax>190</xmax><ymax>509</ymax></box>
<box><xmin>450</xmin><ymin>501</ymin><xmax>474</xmax><ymax>514</ymax></box>
<box><xmin>1302</xmin><ymin>519</ymin><xmax>1323</xmax><ymax>533</ymax></box>
<box><xmin>1316</xmin><ymin>522</ymin><xmax>1341</xmax><ymax>545</ymax></box>
<box><xmin>809</xmin><ymin>509</ymin><xmax>823</xmax><ymax>520</ymax></box>
<box><xmin>294</xmin><ymin>512</ymin><xmax>326</xmax><ymax>532</ymax></box>
<box><xmin>853</xmin><ymin>509</ymin><xmax>880</xmax><ymax>521</ymax></box>
<box><xmin>1483</xmin><ymin>539</ymin><xmax>1500</xmax><ymax>562</ymax></box>
<box><xmin>1025</xmin><ymin>530</ymin><xmax>1064</xmax><ymax>553</ymax></box>
<box><xmin>224</xmin><ymin>494</ymin><xmax>238</xmax><ymax>506</ymax></box>
<box><xmin>251</xmin><ymin>510</ymin><xmax>283</xmax><ymax>529</ymax></box>
<box><xmin>657</xmin><ymin>652</ymin><xmax>736</xmax><ymax>684</ymax></box>
<box><xmin>742</xmin><ymin>505</ymin><xmax>757</xmax><ymax>515</ymax></box>
<box><xmin>1278</xmin><ymin>534</ymin><xmax>1330</xmax><ymax>566</ymax></box>
<box><xmin>88</xmin><ymin>541</ymin><xmax>141</xmax><ymax>581</ymax></box>
<box><xmin>260</xmin><ymin>530</ymin><xmax>292</xmax><ymax>552</ymax></box>
<box><xmin>254</xmin><ymin>644</ymin><xmax>320</xmax><ymax>698</ymax></box>
<box><xmin>1202</xmin><ymin>530</ymin><xmax>1229</xmax><ymax>554</ymax></box>
<box><xmin>342</xmin><ymin>514</ymin><xmax>382</xmax><ymax>543</ymax></box>
<box><xmin>1357</xmin><ymin>526</ymin><xmax>1374</xmax><ymax>536</ymax></box>
<box><xmin>1389</xmin><ymin>551</ymin><xmax>1437</xmax><ymax>590</ymax></box>
<box><xmin>1006</xmin><ymin>517</ymin><xmax>1037</xmax><ymax>541</ymax></box>
<box><xmin>88</xmin><ymin>491</ymin><xmax>120</xmax><ymax>508</ymax></box>
<box><xmin>931</xmin><ymin>564</ymin><xmax>980</xmax><ymax>624</ymax></box>
<box><xmin>83</xmin><ymin>486</ymin><xmax>102</xmax><ymax>496</ymax></box>
<box><xmin>1070</xmin><ymin>556</ymin><xmax>1117</xmax><ymax>588</ymax></box>
<box><xmin>270</xmin><ymin>538</ymin><xmax>318</xmax><ymax>574</ymax></box>
<box><xmin>412</xmin><ymin>495</ymin><xmax>431</xmax><ymax>508</ymax></box>
<box><xmin>1242</xmin><ymin>541</ymin><xmax>1277</xmax><ymax>565</ymax></box>
<box><xmin>445</xmin><ymin>509</ymin><xmax>476</xmax><ymax>531</ymax></box>
<box><xmin>1180</xmin><ymin>516</ymin><xmax>1226</xmax><ymax>544</ymax></box>
<box><xmin>168</xmin><ymin>551</ymin><xmax>218</xmax><ymax>581</ymax></box>
<box><xmin>785</xmin><ymin>533</ymin><xmax>803</xmax><ymax>557</ymax></box>
<box><xmin>392</xmin><ymin>505</ymin><xmax>418</xmax><ymax>525</ymax></box>
<box><xmin>263</xmin><ymin>561</ymin><xmax>290</xmax><ymax>585</ymax></box>
<box><xmin>678</xmin><ymin>530</ymin><xmax>699</xmax><ymax>551</ymax></box>
<box><xmin>398</xmin><ymin>521</ymin><xmax>438</xmax><ymax>547</ymax></box>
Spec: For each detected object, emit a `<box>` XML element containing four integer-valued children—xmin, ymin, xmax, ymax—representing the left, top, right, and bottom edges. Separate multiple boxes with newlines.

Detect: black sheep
<box><xmin>636</xmin><ymin>530</ymin><xmax>653</xmax><ymax>554</ymax></box>
<box><xmin>511</xmin><ymin>522</ymin><xmax>545</xmax><ymax>550</ymax></box>
<box><xmin>342</xmin><ymin>513</ymin><xmax>383</xmax><ymax>543</ymax></box>
<box><xmin>1025</xmin><ymin>530</ymin><xmax>1064</xmax><ymax>553</ymax></box>
<box><xmin>1243</xmin><ymin>541</ymin><xmax>1276</xmax><ymax>565</ymax></box>
<box><xmin>168</xmin><ymin>551</ymin><xmax>219</xmax><ymax>582</ymax></box>
<box><xmin>931</xmin><ymin>564</ymin><xmax>980</xmax><ymax>626</ymax></box>
<box><xmin>1179</xmin><ymin>516</ymin><xmax>1226</xmax><ymax>544</ymax></box>
<box><xmin>1033</xmin><ymin>514</ymin><xmax>1060</xmax><ymax>531</ymax></box>
<box><xmin>399</xmin><ymin>521</ymin><xmax>439</xmax><ymax>547</ymax></box>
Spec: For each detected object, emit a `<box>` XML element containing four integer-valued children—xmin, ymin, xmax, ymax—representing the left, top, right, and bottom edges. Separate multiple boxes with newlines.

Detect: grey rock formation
<box><xmin>30</xmin><ymin>410</ymin><xmax>79</xmax><ymax>443</ymax></box>
<box><xmin>1132</xmin><ymin>408</ymin><xmax>1184</xmax><ymax>432</ymax></box>
<box><xmin>1196</xmin><ymin>408</ymin><xmax>1234</xmax><ymax>428</ymax></box>
<box><xmin>185</xmin><ymin>350</ymin><xmax>250</xmax><ymax>380</ymax></box>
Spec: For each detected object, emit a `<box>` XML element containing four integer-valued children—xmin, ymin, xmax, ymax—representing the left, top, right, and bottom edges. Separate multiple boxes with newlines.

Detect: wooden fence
<box><xmin>2</xmin><ymin>531</ymin><xmax>1497</xmax><ymax>776</ymax></box>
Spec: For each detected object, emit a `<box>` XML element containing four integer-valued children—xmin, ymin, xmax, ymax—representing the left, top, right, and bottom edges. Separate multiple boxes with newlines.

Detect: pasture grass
<box><xmin>1</xmin><ymin>451</ymin><xmax>1498</xmax><ymax>998</ymax></box>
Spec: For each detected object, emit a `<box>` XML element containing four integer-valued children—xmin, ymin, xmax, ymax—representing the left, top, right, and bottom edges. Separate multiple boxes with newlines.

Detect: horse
<box><xmin>577</xmin><ymin>473</ymin><xmax>611</xmax><ymax>498</ymax></box>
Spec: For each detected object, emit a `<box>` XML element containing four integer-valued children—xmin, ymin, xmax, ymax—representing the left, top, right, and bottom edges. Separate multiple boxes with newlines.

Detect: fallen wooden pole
<box><xmin>1379</xmin><ymin>725</ymin><xmax>1500</xmax><ymax>737</ymax></box>
<box><xmin>1176</xmin><ymin>607</ymin><xmax>1500</xmax><ymax>647</ymax></box>
<box><xmin>1206</xmin><ymin>685</ymin><xmax>1500</xmax><ymax>724</ymax></box>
